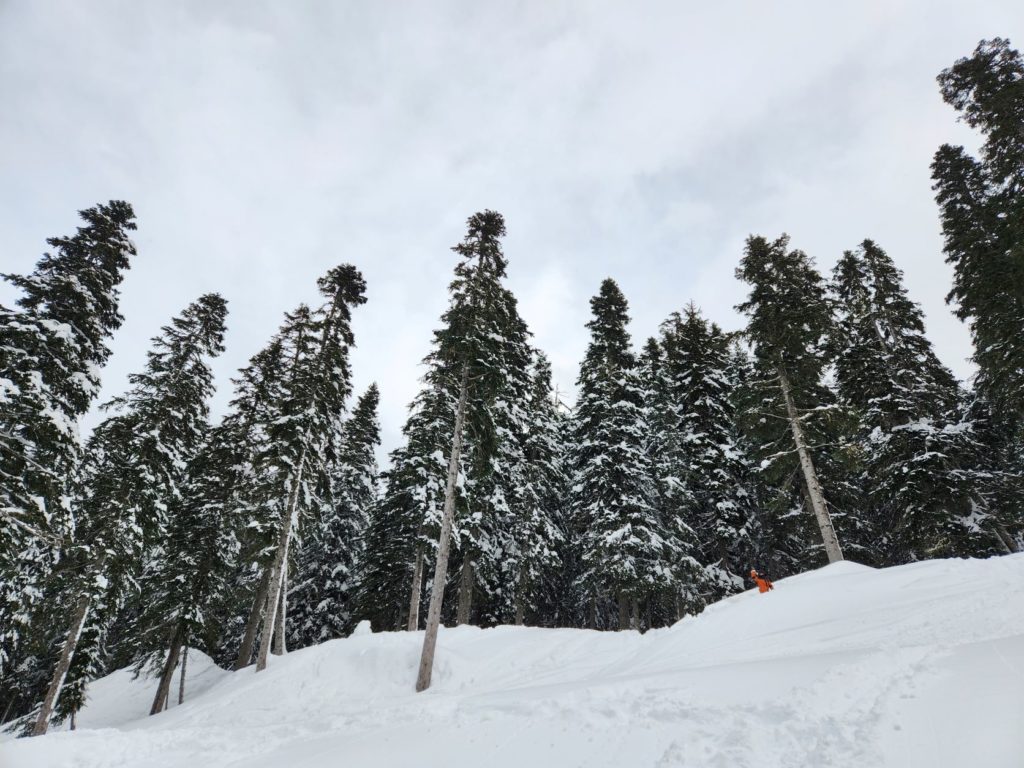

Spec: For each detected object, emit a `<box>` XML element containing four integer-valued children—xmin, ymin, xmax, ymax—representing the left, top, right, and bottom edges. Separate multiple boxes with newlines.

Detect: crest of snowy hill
<box><xmin>5</xmin><ymin>556</ymin><xmax>1023</xmax><ymax>768</ymax></box>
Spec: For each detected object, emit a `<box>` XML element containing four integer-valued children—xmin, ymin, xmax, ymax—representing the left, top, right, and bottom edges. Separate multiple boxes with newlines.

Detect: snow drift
<box><xmin>5</xmin><ymin>555</ymin><xmax>1023</xmax><ymax>767</ymax></box>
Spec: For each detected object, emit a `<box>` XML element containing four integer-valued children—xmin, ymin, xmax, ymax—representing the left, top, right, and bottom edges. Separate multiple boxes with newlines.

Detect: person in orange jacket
<box><xmin>750</xmin><ymin>569</ymin><xmax>773</xmax><ymax>593</ymax></box>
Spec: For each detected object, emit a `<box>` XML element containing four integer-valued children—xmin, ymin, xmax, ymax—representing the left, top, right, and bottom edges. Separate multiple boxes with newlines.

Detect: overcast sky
<box><xmin>2</xmin><ymin>1</ymin><xmax>1021</xmax><ymax>456</ymax></box>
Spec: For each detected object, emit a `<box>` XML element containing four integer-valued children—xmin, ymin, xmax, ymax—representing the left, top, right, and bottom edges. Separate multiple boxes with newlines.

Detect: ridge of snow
<box><xmin>5</xmin><ymin>554</ymin><xmax>1024</xmax><ymax>767</ymax></box>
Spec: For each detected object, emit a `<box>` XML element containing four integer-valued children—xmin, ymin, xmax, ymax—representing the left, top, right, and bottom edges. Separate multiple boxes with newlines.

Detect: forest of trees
<box><xmin>2</xmin><ymin>38</ymin><xmax>1022</xmax><ymax>733</ymax></box>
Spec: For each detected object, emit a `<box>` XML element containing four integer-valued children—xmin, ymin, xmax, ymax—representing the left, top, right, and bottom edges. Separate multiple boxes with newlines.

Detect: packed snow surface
<box><xmin>6</xmin><ymin>555</ymin><xmax>1024</xmax><ymax>767</ymax></box>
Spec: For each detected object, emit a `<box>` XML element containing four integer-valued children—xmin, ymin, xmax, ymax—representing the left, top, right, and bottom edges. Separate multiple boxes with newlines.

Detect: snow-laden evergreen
<box><xmin>735</xmin><ymin>235</ymin><xmax>850</xmax><ymax>573</ymax></box>
<box><xmin>831</xmin><ymin>241</ymin><xmax>1001</xmax><ymax>562</ymax></box>
<box><xmin>31</xmin><ymin>293</ymin><xmax>227</xmax><ymax>734</ymax></box>
<box><xmin>569</xmin><ymin>279</ymin><xmax>667</xmax><ymax>629</ymax></box>
<box><xmin>288</xmin><ymin>384</ymin><xmax>381</xmax><ymax>648</ymax></box>
<box><xmin>0</xmin><ymin>202</ymin><xmax>136</xmax><ymax>674</ymax></box>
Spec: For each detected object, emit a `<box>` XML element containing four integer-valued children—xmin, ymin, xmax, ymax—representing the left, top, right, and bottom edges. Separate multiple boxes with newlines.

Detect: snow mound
<box><xmin>5</xmin><ymin>555</ymin><xmax>1024</xmax><ymax>767</ymax></box>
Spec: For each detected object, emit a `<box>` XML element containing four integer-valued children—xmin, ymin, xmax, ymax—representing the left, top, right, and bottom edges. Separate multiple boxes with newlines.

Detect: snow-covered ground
<box><xmin>5</xmin><ymin>555</ymin><xmax>1023</xmax><ymax>767</ymax></box>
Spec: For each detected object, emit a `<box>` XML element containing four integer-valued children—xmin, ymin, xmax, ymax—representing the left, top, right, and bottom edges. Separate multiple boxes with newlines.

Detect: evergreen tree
<box><xmin>30</xmin><ymin>293</ymin><xmax>227</xmax><ymax>734</ymax></box>
<box><xmin>569</xmin><ymin>279</ymin><xmax>665</xmax><ymax>630</ymax></box>
<box><xmin>660</xmin><ymin>305</ymin><xmax>756</xmax><ymax>594</ymax></box>
<box><xmin>289</xmin><ymin>384</ymin><xmax>381</xmax><ymax>647</ymax></box>
<box><xmin>0</xmin><ymin>201</ymin><xmax>136</xmax><ymax>674</ymax></box>
<box><xmin>736</xmin><ymin>235</ymin><xmax>845</xmax><ymax>572</ymax></box>
<box><xmin>508</xmin><ymin>352</ymin><xmax>566</xmax><ymax>625</ymax></box>
<box><xmin>248</xmin><ymin>265</ymin><xmax>366</xmax><ymax>672</ymax></box>
<box><xmin>932</xmin><ymin>38</ymin><xmax>1024</xmax><ymax>417</ymax></box>
<box><xmin>832</xmin><ymin>241</ymin><xmax>999</xmax><ymax>562</ymax></box>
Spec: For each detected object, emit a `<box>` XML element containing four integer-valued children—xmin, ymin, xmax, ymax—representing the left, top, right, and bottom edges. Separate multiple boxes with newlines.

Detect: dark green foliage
<box><xmin>932</xmin><ymin>38</ymin><xmax>1024</xmax><ymax>417</ymax></box>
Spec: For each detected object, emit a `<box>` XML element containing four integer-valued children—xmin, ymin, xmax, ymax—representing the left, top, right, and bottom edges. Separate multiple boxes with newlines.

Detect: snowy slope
<box><xmin>5</xmin><ymin>556</ymin><xmax>1024</xmax><ymax>767</ymax></box>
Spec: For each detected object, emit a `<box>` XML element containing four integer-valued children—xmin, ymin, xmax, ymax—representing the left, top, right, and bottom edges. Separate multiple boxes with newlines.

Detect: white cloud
<box><xmin>2</xmin><ymin>0</ymin><xmax>1019</xmax><ymax>453</ymax></box>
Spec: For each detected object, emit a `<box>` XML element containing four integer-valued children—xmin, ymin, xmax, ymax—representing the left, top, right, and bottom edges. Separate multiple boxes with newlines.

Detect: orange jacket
<box><xmin>753</xmin><ymin>574</ymin><xmax>773</xmax><ymax>593</ymax></box>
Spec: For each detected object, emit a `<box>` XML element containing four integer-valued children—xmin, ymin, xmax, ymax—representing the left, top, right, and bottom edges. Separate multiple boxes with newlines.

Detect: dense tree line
<box><xmin>2</xmin><ymin>37</ymin><xmax>1022</xmax><ymax>730</ymax></box>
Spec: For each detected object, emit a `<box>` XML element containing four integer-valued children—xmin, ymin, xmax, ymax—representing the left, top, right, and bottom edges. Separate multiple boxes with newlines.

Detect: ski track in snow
<box><xmin>4</xmin><ymin>555</ymin><xmax>1024</xmax><ymax>767</ymax></box>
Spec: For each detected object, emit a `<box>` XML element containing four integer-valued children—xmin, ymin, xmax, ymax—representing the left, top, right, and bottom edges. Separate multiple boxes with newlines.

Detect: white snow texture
<box><xmin>5</xmin><ymin>555</ymin><xmax>1023</xmax><ymax>767</ymax></box>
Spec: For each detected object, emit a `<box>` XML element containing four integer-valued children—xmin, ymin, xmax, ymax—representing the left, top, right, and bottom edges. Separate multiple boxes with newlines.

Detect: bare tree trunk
<box><xmin>31</xmin><ymin>587</ymin><xmax>92</xmax><ymax>736</ymax></box>
<box><xmin>272</xmin><ymin>562</ymin><xmax>287</xmax><ymax>656</ymax></box>
<box><xmin>456</xmin><ymin>554</ymin><xmax>474</xmax><ymax>626</ymax></box>
<box><xmin>617</xmin><ymin>593</ymin><xmax>629</xmax><ymax>631</ymax></box>
<box><xmin>777</xmin><ymin>364</ymin><xmax>844</xmax><ymax>563</ymax></box>
<box><xmin>415</xmin><ymin>366</ymin><xmax>469</xmax><ymax>692</ymax></box>
<box><xmin>993</xmin><ymin>522</ymin><xmax>1019</xmax><ymax>554</ymax></box>
<box><xmin>178</xmin><ymin>645</ymin><xmax>188</xmax><ymax>706</ymax></box>
<box><xmin>407</xmin><ymin>545</ymin><xmax>425</xmax><ymax>631</ymax></box>
<box><xmin>235</xmin><ymin>566</ymin><xmax>272</xmax><ymax>670</ymax></box>
<box><xmin>513</xmin><ymin>565</ymin><xmax>527</xmax><ymax>626</ymax></box>
<box><xmin>69</xmin><ymin>710</ymin><xmax>76</xmax><ymax>731</ymax></box>
<box><xmin>150</xmin><ymin>629</ymin><xmax>183</xmax><ymax>715</ymax></box>
<box><xmin>587</xmin><ymin>592</ymin><xmax>597</xmax><ymax>630</ymax></box>
<box><xmin>256</xmin><ymin>449</ymin><xmax>306</xmax><ymax>672</ymax></box>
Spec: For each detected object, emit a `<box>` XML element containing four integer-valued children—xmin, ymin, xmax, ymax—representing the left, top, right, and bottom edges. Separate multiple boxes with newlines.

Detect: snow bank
<box><xmin>5</xmin><ymin>555</ymin><xmax>1024</xmax><ymax>767</ymax></box>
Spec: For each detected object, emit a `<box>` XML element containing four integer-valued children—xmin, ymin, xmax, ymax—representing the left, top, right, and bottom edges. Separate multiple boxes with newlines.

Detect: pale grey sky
<box><xmin>2</xmin><ymin>1</ymin><xmax>1021</xmax><ymax>455</ymax></box>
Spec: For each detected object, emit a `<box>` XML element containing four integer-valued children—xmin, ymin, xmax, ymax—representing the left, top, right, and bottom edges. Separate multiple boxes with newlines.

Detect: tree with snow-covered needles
<box><xmin>736</xmin><ymin>235</ymin><xmax>845</xmax><ymax>569</ymax></box>
<box><xmin>288</xmin><ymin>383</ymin><xmax>381</xmax><ymax>648</ymax></box>
<box><xmin>31</xmin><ymin>293</ymin><xmax>227</xmax><ymax>735</ymax></box>
<box><xmin>248</xmin><ymin>265</ymin><xmax>367</xmax><ymax>673</ymax></box>
<box><xmin>0</xmin><ymin>202</ymin><xmax>136</xmax><ymax>677</ymax></box>
<box><xmin>570</xmin><ymin>278</ymin><xmax>665</xmax><ymax>630</ymax></box>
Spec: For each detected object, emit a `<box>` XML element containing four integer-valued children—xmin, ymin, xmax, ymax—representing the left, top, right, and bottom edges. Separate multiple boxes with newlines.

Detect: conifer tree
<box><xmin>509</xmin><ymin>353</ymin><xmax>566</xmax><ymax>625</ymax></box>
<box><xmin>832</xmin><ymin>241</ymin><xmax>999</xmax><ymax>561</ymax></box>
<box><xmin>30</xmin><ymin>293</ymin><xmax>227</xmax><ymax>735</ymax></box>
<box><xmin>660</xmin><ymin>306</ymin><xmax>756</xmax><ymax>593</ymax></box>
<box><xmin>250</xmin><ymin>265</ymin><xmax>366</xmax><ymax>673</ymax></box>
<box><xmin>416</xmin><ymin>211</ymin><xmax>532</xmax><ymax>690</ymax></box>
<box><xmin>0</xmin><ymin>202</ymin><xmax>136</xmax><ymax>673</ymax></box>
<box><xmin>736</xmin><ymin>235</ymin><xmax>844</xmax><ymax>570</ymax></box>
<box><xmin>289</xmin><ymin>384</ymin><xmax>381</xmax><ymax>647</ymax></box>
<box><xmin>932</xmin><ymin>38</ymin><xmax>1024</xmax><ymax>417</ymax></box>
<box><xmin>569</xmin><ymin>279</ymin><xmax>665</xmax><ymax>630</ymax></box>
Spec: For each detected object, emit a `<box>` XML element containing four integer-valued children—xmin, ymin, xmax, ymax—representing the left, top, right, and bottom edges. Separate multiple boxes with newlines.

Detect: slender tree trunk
<box><xmin>150</xmin><ymin>629</ymin><xmax>183</xmax><ymax>715</ymax></box>
<box><xmin>776</xmin><ymin>364</ymin><xmax>844</xmax><ymax>563</ymax></box>
<box><xmin>235</xmin><ymin>567</ymin><xmax>273</xmax><ymax>670</ymax></box>
<box><xmin>257</xmin><ymin>449</ymin><xmax>306</xmax><ymax>672</ymax></box>
<box><xmin>178</xmin><ymin>645</ymin><xmax>188</xmax><ymax>706</ymax></box>
<box><xmin>407</xmin><ymin>545</ymin><xmax>425</xmax><ymax>631</ymax></box>
<box><xmin>456</xmin><ymin>554</ymin><xmax>474</xmax><ymax>626</ymax></box>
<box><xmin>272</xmin><ymin>563</ymin><xmax>287</xmax><ymax>656</ymax></box>
<box><xmin>69</xmin><ymin>710</ymin><xmax>76</xmax><ymax>731</ymax></box>
<box><xmin>993</xmin><ymin>522</ymin><xmax>1019</xmax><ymax>554</ymax></box>
<box><xmin>617</xmin><ymin>593</ymin><xmax>629</xmax><ymax>631</ymax></box>
<box><xmin>31</xmin><ymin>587</ymin><xmax>92</xmax><ymax>736</ymax></box>
<box><xmin>416</xmin><ymin>366</ymin><xmax>469</xmax><ymax>692</ymax></box>
<box><xmin>513</xmin><ymin>565</ymin><xmax>527</xmax><ymax>626</ymax></box>
<box><xmin>587</xmin><ymin>592</ymin><xmax>597</xmax><ymax>630</ymax></box>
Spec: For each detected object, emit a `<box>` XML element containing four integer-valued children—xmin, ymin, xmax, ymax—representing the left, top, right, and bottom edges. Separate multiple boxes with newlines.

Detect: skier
<box><xmin>750</xmin><ymin>569</ymin><xmax>773</xmax><ymax>593</ymax></box>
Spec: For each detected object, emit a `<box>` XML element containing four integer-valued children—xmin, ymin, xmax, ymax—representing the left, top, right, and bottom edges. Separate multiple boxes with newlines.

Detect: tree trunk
<box><xmin>69</xmin><ymin>710</ymin><xmax>76</xmax><ymax>731</ymax></box>
<box><xmin>31</xmin><ymin>587</ymin><xmax>92</xmax><ymax>736</ymax></box>
<box><xmin>256</xmin><ymin>449</ymin><xmax>306</xmax><ymax>672</ymax></box>
<box><xmin>513</xmin><ymin>565</ymin><xmax>527</xmax><ymax>626</ymax></box>
<box><xmin>407</xmin><ymin>545</ymin><xmax>425</xmax><ymax>631</ymax></box>
<box><xmin>235</xmin><ymin>566</ymin><xmax>272</xmax><ymax>670</ymax></box>
<box><xmin>272</xmin><ymin>564</ymin><xmax>287</xmax><ymax>656</ymax></box>
<box><xmin>777</xmin><ymin>363</ymin><xmax>844</xmax><ymax>563</ymax></box>
<box><xmin>587</xmin><ymin>592</ymin><xmax>597</xmax><ymax>630</ymax></box>
<box><xmin>178</xmin><ymin>645</ymin><xmax>188</xmax><ymax>705</ymax></box>
<box><xmin>150</xmin><ymin>629</ymin><xmax>183</xmax><ymax>715</ymax></box>
<box><xmin>993</xmin><ymin>521</ymin><xmax>1019</xmax><ymax>554</ymax></box>
<box><xmin>617</xmin><ymin>593</ymin><xmax>629</xmax><ymax>631</ymax></box>
<box><xmin>456</xmin><ymin>554</ymin><xmax>474</xmax><ymax>626</ymax></box>
<box><xmin>630</xmin><ymin>598</ymin><xmax>640</xmax><ymax>631</ymax></box>
<box><xmin>415</xmin><ymin>366</ymin><xmax>469</xmax><ymax>692</ymax></box>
